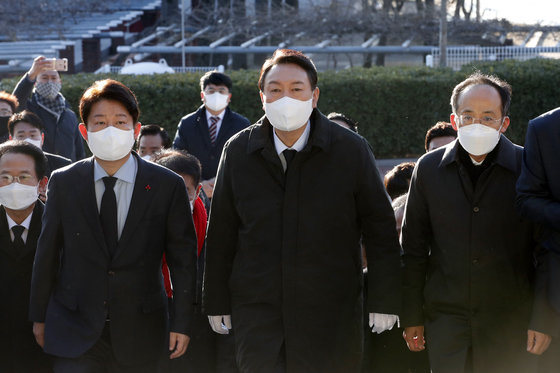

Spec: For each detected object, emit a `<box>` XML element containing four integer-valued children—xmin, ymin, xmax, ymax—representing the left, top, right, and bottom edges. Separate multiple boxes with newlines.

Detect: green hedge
<box><xmin>2</xmin><ymin>58</ymin><xmax>559</xmax><ymax>158</ymax></box>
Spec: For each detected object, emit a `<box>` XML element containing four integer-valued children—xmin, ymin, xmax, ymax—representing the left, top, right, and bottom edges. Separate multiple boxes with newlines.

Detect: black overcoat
<box><xmin>402</xmin><ymin>137</ymin><xmax>544</xmax><ymax>373</ymax></box>
<box><xmin>203</xmin><ymin>109</ymin><xmax>402</xmax><ymax>373</ymax></box>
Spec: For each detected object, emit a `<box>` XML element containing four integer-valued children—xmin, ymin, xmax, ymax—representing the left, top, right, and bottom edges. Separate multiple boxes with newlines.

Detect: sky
<box><xmin>481</xmin><ymin>0</ymin><xmax>560</xmax><ymax>25</ymax></box>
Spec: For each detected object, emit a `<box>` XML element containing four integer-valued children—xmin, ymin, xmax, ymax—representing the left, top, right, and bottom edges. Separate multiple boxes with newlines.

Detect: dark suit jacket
<box><xmin>29</xmin><ymin>152</ymin><xmax>197</xmax><ymax>365</ymax></box>
<box><xmin>402</xmin><ymin>137</ymin><xmax>542</xmax><ymax>372</ymax></box>
<box><xmin>45</xmin><ymin>151</ymin><xmax>71</xmax><ymax>178</ymax></box>
<box><xmin>203</xmin><ymin>110</ymin><xmax>401</xmax><ymax>373</ymax></box>
<box><xmin>0</xmin><ymin>202</ymin><xmax>51</xmax><ymax>372</ymax></box>
<box><xmin>516</xmin><ymin>107</ymin><xmax>560</xmax><ymax>336</ymax></box>
<box><xmin>173</xmin><ymin>106</ymin><xmax>250</xmax><ymax>180</ymax></box>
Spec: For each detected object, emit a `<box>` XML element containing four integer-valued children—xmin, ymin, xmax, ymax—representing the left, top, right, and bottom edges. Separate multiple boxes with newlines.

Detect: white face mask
<box><xmin>87</xmin><ymin>126</ymin><xmax>135</xmax><ymax>161</ymax></box>
<box><xmin>263</xmin><ymin>96</ymin><xmax>313</xmax><ymax>132</ymax></box>
<box><xmin>457</xmin><ymin>123</ymin><xmax>502</xmax><ymax>156</ymax></box>
<box><xmin>23</xmin><ymin>137</ymin><xmax>42</xmax><ymax>149</ymax></box>
<box><xmin>141</xmin><ymin>154</ymin><xmax>152</xmax><ymax>162</ymax></box>
<box><xmin>204</xmin><ymin>92</ymin><xmax>229</xmax><ymax>112</ymax></box>
<box><xmin>0</xmin><ymin>182</ymin><xmax>38</xmax><ymax>210</ymax></box>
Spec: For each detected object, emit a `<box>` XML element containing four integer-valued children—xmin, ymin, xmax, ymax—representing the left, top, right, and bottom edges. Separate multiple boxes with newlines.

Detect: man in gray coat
<box><xmin>202</xmin><ymin>49</ymin><xmax>402</xmax><ymax>373</ymax></box>
<box><xmin>401</xmin><ymin>72</ymin><xmax>548</xmax><ymax>373</ymax></box>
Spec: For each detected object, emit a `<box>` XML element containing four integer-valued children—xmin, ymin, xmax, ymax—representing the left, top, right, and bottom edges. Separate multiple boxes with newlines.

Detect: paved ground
<box><xmin>376</xmin><ymin>157</ymin><xmax>418</xmax><ymax>176</ymax></box>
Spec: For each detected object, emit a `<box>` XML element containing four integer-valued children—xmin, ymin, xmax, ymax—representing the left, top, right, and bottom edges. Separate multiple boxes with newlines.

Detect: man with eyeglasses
<box><xmin>0</xmin><ymin>140</ymin><xmax>51</xmax><ymax>372</ymax></box>
<box><xmin>0</xmin><ymin>91</ymin><xmax>19</xmax><ymax>143</ymax></box>
<box><xmin>173</xmin><ymin>71</ymin><xmax>250</xmax><ymax>201</ymax></box>
<box><xmin>401</xmin><ymin>72</ymin><xmax>547</xmax><ymax>373</ymax></box>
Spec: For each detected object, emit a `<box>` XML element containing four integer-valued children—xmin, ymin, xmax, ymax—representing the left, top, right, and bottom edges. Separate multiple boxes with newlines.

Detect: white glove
<box><xmin>208</xmin><ymin>315</ymin><xmax>232</xmax><ymax>334</ymax></box>
<box><xmin>369</xmin><ymin>313</ymin><xmax>400</xmax><ymax>334</ymax></box>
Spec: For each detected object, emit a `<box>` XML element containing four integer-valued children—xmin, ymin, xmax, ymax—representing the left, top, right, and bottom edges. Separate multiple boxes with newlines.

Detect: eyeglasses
<box><xmin>458</xmin><ymin>114</ymin><xmax>503</xmax><ymax>127</ymax></box>
<box><xmin>0</xmin><ymin>174</ymin><xmax>35</xmax><ymax>185</ymax></box>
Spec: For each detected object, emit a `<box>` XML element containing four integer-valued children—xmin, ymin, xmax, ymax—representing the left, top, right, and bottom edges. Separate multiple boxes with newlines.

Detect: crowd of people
<box><xmin>0</xmin><ymin>49</ymin><xmax>558</xmax><ymax>373</ymax></box>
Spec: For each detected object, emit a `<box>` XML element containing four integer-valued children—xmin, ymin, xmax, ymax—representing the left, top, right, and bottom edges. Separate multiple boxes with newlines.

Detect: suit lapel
<box><xmin>195</xmin><ymin>109</ymin><xmax>213</xmax><ymax>151</ymax></box>
<box><xmin>0</xmin><ymin>206</ymin><xmax>16</xmax><ymax>258</ymax></box>
<box><xmin>115</xmin><ymin>155</ymin><xmax>156</xmax><ymax>260</ymax></box>
<box><xmin>77</xmin><ymin>159</ymin><xmax>111</xmax><ymax>258</ymax></box>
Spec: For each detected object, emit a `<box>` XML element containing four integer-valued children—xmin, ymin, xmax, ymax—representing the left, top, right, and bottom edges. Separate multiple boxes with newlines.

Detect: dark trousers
<box><xmin>52</xmin><ymin>322</ymin><xmax>159</xmax><ymax>373</ymax></box>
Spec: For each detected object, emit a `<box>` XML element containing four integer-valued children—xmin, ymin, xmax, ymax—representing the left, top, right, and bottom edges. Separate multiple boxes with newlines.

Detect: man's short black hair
<box><xmin>424</xmin><ymin>121</ymin><xmax>456</xmax><ymax>152</ymax></box>
<box><xmin>152</xmin><ymin>149</ymin><xmax>202</xmax><ymax>186</ymax></box>
<box><xmin>137</xmin><ymin>124</ymin><xmax>171</xmax><ymax>149</ymax></box>
<box><xmin>327</xmin><ymin>112</ymin><xmax>358</xmax><ymax>133</ymax></box>
<box><xmin>0</xmin><ymin>140</ymin><xmax>47</xmax><ymax>179</ymax></box>
<box><xmin>8</xmin><ymin>110</ymin><xmax>44</xmax><ymax>136</ymax></box>
<box><xmin>200</xmin><ymin>71</ymin><xmax>233</xmax><ymax>92</ymax></box>
<box><xmin>384</xmin><ymin>162</ymin><xmax>415</xmax><ymax>201</ymax></box>
<box><xmin>259</xmin><ymin>49</ymin><xmax>318</xmax><ymax>91</ymax></box>
<box><xmin>451</xmin><ymin>72</ymin><xmax>512</xmax><ymax>116</ymax></box>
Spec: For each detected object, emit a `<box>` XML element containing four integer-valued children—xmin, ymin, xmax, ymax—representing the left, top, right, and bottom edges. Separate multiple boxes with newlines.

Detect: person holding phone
<box><xmin>12</xmin><ymin>56</ymin><xmax>85</xmax><ymax>162</ymax></box>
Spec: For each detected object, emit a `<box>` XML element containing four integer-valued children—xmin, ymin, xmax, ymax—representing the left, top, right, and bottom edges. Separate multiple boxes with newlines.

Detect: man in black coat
<box><xmin>29</xmin><ymin>79</ymin><xmax>197</xmax><ymax>372</ymax></box>
<box><xmin>203</xmin><ymin>49</ymin><xmax>402</xmax><ymax>373</ymax></box>
<box><xmin>516</xmin><ymin>107</ymin><xmax>560</xmax><ymax>371</ymax></box>
<box><xmin>173</xmin><ymin>71</ymin><xmax>250</xmax><ymax>200</ymax></box>
<box><xmin>12</xmin><ymin>56</ymin><xmax>85</xmax><ymax>162</ymax></box>
<box><xmin>402</xmin><ymin>72</ymin><xmax>546</xmax><ymax>373</ymax></box>
<box><xmin>0</xmin><ymin>141</ymin><xmax>51</xmax><ymax>372</ymax></box>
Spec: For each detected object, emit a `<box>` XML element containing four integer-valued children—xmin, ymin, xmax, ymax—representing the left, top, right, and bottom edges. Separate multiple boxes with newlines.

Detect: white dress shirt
<box><xmin>273</xmin><ymin>121</ymin><xmax>311</xmax><ymax>171</ymax></box>
<box><xmin>6</xmin><ymin>211</ymin><xmax>33</xmax><ymax>243</ymax></box>
<box><xmin>205</xmin><ymin>109</ymin><xmax>226</xmax><ymax>139</ymax></box>
<box><xmin>94</xmin><ymin>154</ymin><xmax>138</xmax><ymax>239</ymax></box>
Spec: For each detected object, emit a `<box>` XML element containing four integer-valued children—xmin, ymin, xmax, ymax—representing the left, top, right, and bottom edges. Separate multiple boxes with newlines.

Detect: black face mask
<box><xmin>0</xmin><ymin>116</ymin><xmax>10</xmax><ymax>138</ymax></box>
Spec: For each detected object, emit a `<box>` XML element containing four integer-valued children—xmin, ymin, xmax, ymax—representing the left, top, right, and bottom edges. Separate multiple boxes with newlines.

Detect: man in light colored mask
<box><xmin>7</xmin><ymin>110</ymin><xmax>71</xmax><ymax>179</ymax></box>
<box><xmin>29</xmin><ymin>79</ymin><xmax>198</xmax><ymax>373</ymax></box>
<box><xmin>0</xmin><ymin>140</ymin><xmax>51</xmax><ymax>372</ymax></box>
<box><xmin>173</xmin><ymin>71</ymin><xmax>250</xmax><ymax>201</ymax></box>
<box><xmin>12</xmin><ymin>56</ymin><xmax>85</xmax><ymax>162</ymax></box>
<box><xmin>401</xmin><ymin>72</ymin><xmax>548</xmax><ymax>373</ymax></box>
<box><xmin>203</xmin><ymin>49</ymin><xmax>402</xmax><ymax>373</ymax></box>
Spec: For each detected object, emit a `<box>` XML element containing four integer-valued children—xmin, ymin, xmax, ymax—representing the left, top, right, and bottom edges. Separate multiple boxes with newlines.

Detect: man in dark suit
<box><xmin>402</xmin><ymin>73</ymin><xmax>545</xmax><ymax>373</ymax></box>
<box><xmin>173</xmin><ymin>71</ymin><xmax>250</xmax><ymax>199</ymax></box>
<box><xmin>7</xmin><ymin>110</ymin><xmax>71</xmax><ymax>177</ymax></box>
<box><xmin>203</xmin><ymin>49</ymin><xmax>402</xmax><ymax>373</ymax></box>
<box><xmin>516</xmin><ymin>107</ymin><xmax>560</xmax><ymax>371</ymax></box>
<box><xmin>0</xmin><ymin>140</ymin><xmax>51</xmax><ymax>372</ymax></box>
<box><xmin>29</xmin><ymin>79</ymin><xmax>197</xmax><ymax>373</ymax></box>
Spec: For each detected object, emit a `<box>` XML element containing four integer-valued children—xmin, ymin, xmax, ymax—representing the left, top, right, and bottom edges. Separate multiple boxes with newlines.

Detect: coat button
<box><xmin>108</xmin><ymin>270</ymin><xmax>115</xmax><ymax>276</ymax></box>
<box><xmin>473</xmin><ymin>206</ymin><xmax>480</xmax><ymax>212</ymax></box>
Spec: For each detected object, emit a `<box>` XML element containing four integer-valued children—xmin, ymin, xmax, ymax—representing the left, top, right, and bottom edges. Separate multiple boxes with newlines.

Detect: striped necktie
<box><xmin>209</xmin><ymin>116</ymin><xmax>219</xmax><ymax>145</ymax></box>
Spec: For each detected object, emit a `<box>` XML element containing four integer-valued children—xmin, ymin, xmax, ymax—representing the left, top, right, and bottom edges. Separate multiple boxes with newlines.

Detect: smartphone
<box><xmin>47</xmin><ymin>58</ymin><xmax>68</xmax><ymax>71</ymax></box>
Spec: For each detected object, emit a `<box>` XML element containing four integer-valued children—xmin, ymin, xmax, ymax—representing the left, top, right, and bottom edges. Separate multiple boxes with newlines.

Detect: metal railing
<box><xmin>428</xmin><ymin>46</ymin><xmax>560</xmax><ymax>70</ymax></box>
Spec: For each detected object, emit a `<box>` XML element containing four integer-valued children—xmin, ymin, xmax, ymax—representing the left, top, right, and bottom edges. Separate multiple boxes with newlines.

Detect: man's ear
<box><xmin>312</xmin><ymin>87</ymin><xmax>320</xmax><ymax>109</ymax></box>
<box><xmin>8</xmin><ymin>135</ymin><xmax>12</xmax><ymax>140</ymax></box>
<box><xmin>500</xmin><ymin>116</ymin><xmax>510</xmax><ymax>133</ymax></box>
<box><xmin>78</xmin><ymin>123</ymin><xmax>88</xmax><ymax>141</ymax></box>
<box><xmin>200</xmin><ymin>91</ymin><xmax>205</xmax><ymax>102</ymax></box>
<box><xmin>39</xmin><ymin>176</ymin><xmax>48</xmax><ymax>189</ymax></box>
<box><xmin>41</xmin><ymin>133</ymin><xmax>45</xmax><ymax>147</ymax></box>
<box><xmin>133</xmin><ymin>122</ymin><xmax>142</xmax><ymax>139</ymax></box>
<box><xmin>260</xmin><ymin>91</ymin><xmax>265</xmax><ymax>111</ymax></box>
<box><xmin>450</xmin><ymin>113</ymin><xmax>459</xmax><ymax>131</ymax></box>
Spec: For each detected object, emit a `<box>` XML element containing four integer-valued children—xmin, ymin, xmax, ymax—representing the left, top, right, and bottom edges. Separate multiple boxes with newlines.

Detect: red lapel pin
<box><xmin>145</xmin><ymin>184</ymin><xmax>151</xmax><ymax>191</ymax></box>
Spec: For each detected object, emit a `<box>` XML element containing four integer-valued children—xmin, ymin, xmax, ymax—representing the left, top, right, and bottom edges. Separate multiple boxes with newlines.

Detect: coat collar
<box><xmin>439</xmin><ymin>135</ymin><xmax>517</xmax><ymax>173</ymax></box>
<box><xmin>246</xmin><ymin>108</ymin><xmax>331</xmax><ymax>155</ymax></box>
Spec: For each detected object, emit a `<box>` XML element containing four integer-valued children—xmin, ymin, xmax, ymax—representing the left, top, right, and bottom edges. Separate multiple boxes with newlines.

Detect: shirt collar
<box><xmin>205</xmin><ymin>108</ymin><xmax>226</xmax><ymax>123</ymax></box>
<box><xmin>94</xmin><ymin>154</ymin><xmax>137</xmax><ymax>184</ymax></box>
<box><xmin>273</xmin><ymin>120</ymin><xmax>311</xmax><ymax>155</ymax></box>
<box><xmin>6</xmin><ymin>210</ymin><xmax>33</xmax><ymax>231</ymax></box>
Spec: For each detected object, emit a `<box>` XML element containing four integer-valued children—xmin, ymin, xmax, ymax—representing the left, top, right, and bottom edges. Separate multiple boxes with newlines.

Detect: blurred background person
<box><xmin>136</xmin><ymin>124</ymin><xmax>172</xmax><ymax>160</ymax></box>
<box><xmin>173</xmin><ymin>71</ymin><xmax>250</xmax><ymax>201</ymax></box>
<box><xmin>384</xmin><ymin>162</ymin><xmax>415</xmax><ymax>200</ymax></box>
<box><xmin>424</xmin><ymin>121</ymin><xmax>457</xmax><ymax>152</ymax></box>
<box><xmin>12</xmin><ymin>56</ymin><xmax>85</xmax><ymax>162</ymax></box>
<box><xmin>327</xmin><ymin>112</ymin><xmax>358</xmax><ymax>133</ymax></box>
<box><xmin>0</xmin><ymin>92</ymin><xmax>19</xmax><ymax>143</ymax></box>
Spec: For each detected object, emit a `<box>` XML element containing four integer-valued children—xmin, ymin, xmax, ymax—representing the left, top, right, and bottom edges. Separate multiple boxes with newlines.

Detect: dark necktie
<box><xmin>209</xmin><ymin>116</ymin><xmax>219</xmax><ymax>145</ymax></box>
<box><xmin>283</xmin><ymin>149</ymin><xmax>297</xmax><ymax>171</ymax></box>
<box><xmin>12</xmin><ymin>225</ymin><xmax>25</xmax><ymax>252</ymax></box>
<box><xmin>100</xmin><ymin>177</ymin><xmax>118</xmax><ymax>257</ymax></box>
